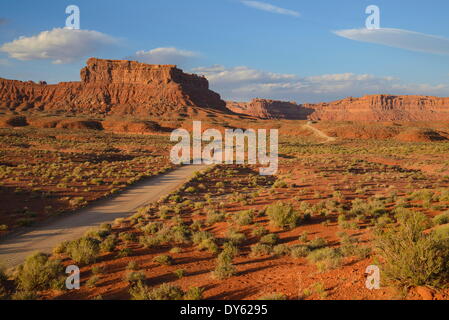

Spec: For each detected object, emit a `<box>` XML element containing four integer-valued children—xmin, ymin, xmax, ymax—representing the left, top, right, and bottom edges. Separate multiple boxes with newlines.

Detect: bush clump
<box><xmin>266</xmin><ymin>202</ymin><xmax>300</xmax><ymax>229</ymax></box>
<box><xmin>66</xmin><ymin>237</ymin><xmax>100</xmax><ymax>265</ymax></box>
<box><xmin>376</xmin><ymin>209</ymin><xmax>449</xmax><ymax>288</ymax></box>
<box><xmin>16</xmin><ymin>252</ymin><xmax>63</xmax><ymax>292</ymax></box>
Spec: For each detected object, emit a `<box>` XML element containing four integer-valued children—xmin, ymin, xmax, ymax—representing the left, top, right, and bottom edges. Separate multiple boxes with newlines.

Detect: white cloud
<box><xmin>241</xmin><ymin>1</ymin><xmax>300</xmax><ymax>17</ymax></box>
<box><xmin>334</xmin><ymin>28</ymin><xmax>449</xmax><ymax>55</ymax></box>
<box><xmin>193</xmin><ymin>65</ymin><xmax>295</xmax><ymax>86</ymax></box>
<box><xmin>194</xmin><ymin>65</ymin><xmax>449</xmax><ymax>102</ymax></box>
<box><xmin>132</xmin><ymin>47</ymin><xmax>198</xmax><ymax>65</ymax></box>
<box><xmin>0</xmin><ymin>28</ymin><xmax>118</xmax><ymax>64</ymax></box>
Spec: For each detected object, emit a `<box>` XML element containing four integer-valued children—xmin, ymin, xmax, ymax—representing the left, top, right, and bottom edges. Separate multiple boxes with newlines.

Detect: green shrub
<box><xmin>433</xmin><ymin>212</ymin><xmax>449</xmax><ymax>226</ymax></box>
<box><xmin>153</xmin><ymin>255</ymin><xmax>173</xmax><ymax>266</ymax></box>
<box><xmin>290</xmin><ymin>245</ymin><xmax>311</xmax><ymax>258</ymax></box>
<box><xmin>184</xmin><ymin>287</ymin><xmax>204</xmax><ymax>300</ymax></box>
<box><xmin>251</xmin><ymin>225</ymin><xmax>269</xmax><ymax>237</ymax></box>
<box><xmin>250</xmin><ymin>243</ymin><xmax>272</xmax><ymax>257</ymax></box>
<box><xmin>206</xmin><ymin>211</ymin><xmax>225</xmax><ymax>225</ymax></box>
<box><xmin>226</xmin><ymin>229</ymin><xmax>246</xmax><ymax>245</ymax></box>
<box><xmin>129</xmin><ymin>282</ymin><xmax>185</xmax><ymax>300</ymax></box>
<box><xmin>260</xmin><ymin>233</ymin><xmax>279</xmax><ymax>246</ymax></box>
<box><xmin>273</xmin><ymin>244</ymin><xmax>290</xmax><ymax>256</ymax></box>
<box><xmin>307</xmin><ymin>237</ymin><xmax>328</xmax><ymax>250</ymax></box>
<box><xmin>66</xmin><ymin>237</ymin><xmax>100</xmax><ymax>265</ymax></box>
<box><xmin>100</xmin><ymin>235</ymin><xmax>117</xmax><ymax>253</ymax></box>
<box><xmin>376</xmin><ymin>209</ymin><xmax>449</xmax><ymax>288</ymax></box>
<box><xmin>173</xmin><ymin>269</ymin><xmax>186</xmax><ymax>279</ymax></box>
<box><xmin>124</xmin><ymin>271</ymin><xmax>146</xmax><ymax>284</ymax></box>
<box><xmin>233</xmin><ymin>210</ymin><xmax>254</xmax><ymax>226</ymax></box>
<box><xmin>266</xmin><ymin>202</ymin><xmax>300</xmax><ymax>229</ymax></box>
<box><xmin>16</xmin><ymin>252</ymin><xmax>63</xmax><ymax>292</ymax></box>
<box><xmin>213</xmin><ymin>251</ymin><xmax>236</xmax><ymax>280</ymax></box>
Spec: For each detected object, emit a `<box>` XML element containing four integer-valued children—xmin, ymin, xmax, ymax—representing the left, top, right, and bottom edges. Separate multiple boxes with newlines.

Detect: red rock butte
<box><xmin>0</xmin><ymin>58</ymin><xmax>228</xmax><ymax>116</ymax></box>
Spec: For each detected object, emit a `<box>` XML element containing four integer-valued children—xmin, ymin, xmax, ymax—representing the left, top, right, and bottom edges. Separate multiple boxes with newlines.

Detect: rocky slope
<box><xmin>0</xmin><ymin>58</ymin><xmax>227</xmax><ymax>116</ymax></box>
<box><xmin>226</xmin><ymin>99</ymin><xmax>314</xmax><ymax>120</ymax></box>
<box><xmin>306</xmin><ymin>95</ymin><xmax>449</xmax><ymax>121</ymax></box>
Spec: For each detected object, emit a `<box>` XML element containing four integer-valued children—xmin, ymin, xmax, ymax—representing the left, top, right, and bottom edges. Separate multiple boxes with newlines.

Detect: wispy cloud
<box><xmin>0</xmin><ymin>28</ymin><xmax>118</xmax><ymax>64</ymax></box>
<box><xmin>334</xmin><ymin>28</ymin><xmax>449</xmax><ymax>55</ymax></box>
<box><xmin>194</xmin><ymin>65</ymin><xmax>449</xmax><ymax>102</ymax></box>
<box><xmin>241</xmin><ymin>1</ymin><xmax>300</xmax><ymax>17</ymax></box>
<box><xmin>0</xmin><ymin>18</ymin><xmax>7</xmax><ymax>25</ymax></box>
<box><xmin>131</xmin><ymin>47</ymin><xmax>198</xmax><ymax>66</ymax></box>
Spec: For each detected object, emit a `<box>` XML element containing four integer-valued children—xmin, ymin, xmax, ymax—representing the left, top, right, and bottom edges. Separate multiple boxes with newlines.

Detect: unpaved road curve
<box><xmin>0</xmin><ymin>164</ymin><xmax>206</xmax><ymax>269</ymax></box>
<box><xmin>304</xmin><ymin>123</ymin><xmax>336</xmax><ymax>143</ymax></box>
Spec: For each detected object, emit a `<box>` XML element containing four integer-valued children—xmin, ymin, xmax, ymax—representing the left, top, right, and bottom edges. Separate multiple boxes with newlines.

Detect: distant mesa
<box><xmin>306</xmin><ymin>94</ymin><xmax>449</xmax><ymax>121</ymax></box>
<box><xmin>0</xmin><ymin>58</ymin><xmax>228</xmax><ymax>117</ymax></box>
<box><xmin>226</xmin><ymin>99</ymin><xmax>314</xmax><ymax>120</ymax></box>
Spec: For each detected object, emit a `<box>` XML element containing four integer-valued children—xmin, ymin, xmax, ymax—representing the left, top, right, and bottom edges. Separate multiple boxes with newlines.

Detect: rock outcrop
<box><xmin>0</xmin><ymin>58</ymin><xmax>227</xmax><ymax>116</ymax></box>
<box><xmin>226</xmin><ymin>99</ymin><xmax>314</xmax><ymax>120</ymax></box>
<box><xmin>307</xmin><ymin>95</ymin><xmax>449</xmax><ymax>121</ymax></box>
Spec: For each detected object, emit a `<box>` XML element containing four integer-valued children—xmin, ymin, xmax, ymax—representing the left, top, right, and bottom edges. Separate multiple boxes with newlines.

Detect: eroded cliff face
<box><xmin>226</xmin><ymin>99</ymin><xmax>314</xmax><ymax>120</ymax></box>
<box><xmin>306</xmin><ymin>95</ymin><xmax>449</xmax><ymax>121</ymax></box>
<box><xmin>0</xmin><ymin>58</ymin><xmax>227</xmax><ymax>116</ymax></box>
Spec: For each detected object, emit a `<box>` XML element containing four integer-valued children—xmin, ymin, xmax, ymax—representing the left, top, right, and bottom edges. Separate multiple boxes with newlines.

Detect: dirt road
<box><xmin>304</xmin><ymin>122</ymin><xmax>336</xmax><ymax>143</ymax></box>
<box><xmin>0</xmin><ymin>164</ymin><xmax>206</xmax><ymax>269</ymax></box>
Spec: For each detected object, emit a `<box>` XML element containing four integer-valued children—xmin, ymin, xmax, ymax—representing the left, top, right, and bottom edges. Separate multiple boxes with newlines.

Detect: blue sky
<box><xmin>0</xmin><ymin>0</ymin><xmax>449</xmax><ymax>103</ymax></box>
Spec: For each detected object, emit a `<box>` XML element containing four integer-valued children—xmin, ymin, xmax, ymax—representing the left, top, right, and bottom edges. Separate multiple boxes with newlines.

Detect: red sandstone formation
<box><xmin>0</xmin><ymin>58</ymin><xmax>227</xmax><ymax>116</ymax></box>
<box><xmin>226</xmin><ymin>99</ymin><xmax>313</xmax><ymax>120</ymax></box>
<box><xmin>306</xmin><ymin>95</ymin><xmax>449</xmax><ymax>121</ymax></box>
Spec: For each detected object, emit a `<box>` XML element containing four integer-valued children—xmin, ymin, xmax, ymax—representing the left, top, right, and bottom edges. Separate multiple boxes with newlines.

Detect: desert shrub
<box><xmin>307</xmin><ymin>237</ymin><xmax>328</xmax><ymax>250</ymax></box>
<box><xmin>251</xmin><ymin>224</ymin><xmax>269</xmax><ymax>237</ymax></box>
<box><xmin>52</xmin><ymin>241</ymin><xmax>69</xmax><ymax>255</ymax></box>
<box><xmin>173</xmin><ymin>269</ymin><xmax>186</xmax><ymax>279</ymax></box>
<box><xmin>233</xmin><ymin>210</ymin><xmax>254</xmax><ymax>226</ymax></box>
<box><xmin>139</xmin><ymin>235</ymin><xmax>161</xmax><ymax>248</ymax></box>
<box><xmin>250</xmin><ymin>243</ymin><xmax>272</xmax><ymax>257</ymax></box>
<box><xmin>184</xmin><ymin>287</ymin><xmax>204</xmax><ymax>300</ymax></box>
<box><xmin>192</xmin><ymin>231</ymin><xmax>214</xmax><ymax>245</ymax></box>
<box><xmin>206</xmin><ymin>211</ymin><xmax>225</xmax><ymax>225</ymax></box>
<box><xmin>124</xmin><ymin>271</ymin><xmax>146</xmax><ymax>284</ymax></box>
<box><xmin>376</xmin><ymin>209</ymin><xmax>449</xmax><ymax>288</ymax></box>
<box><xmin>100</xmin><ymin>235</ymin><xmax>118</xmax><ymax>253</ymax></box>
<box><xmin>433</xmin><ymin>212</ymin><xmax>449</xmax><ymax>226</ymax></box>
<box><xmin>290</xmin><ymin>245</ymin><xmax>310</xmax><ymax>258</ymax></box>
<box><xmin>198</xmin><ymin>238</ymin><xmax>219</xmax><ymax>254</ymax></box>
<box><xmin>16</xmin><ymin>253</ymin><xmax>63</xmax><ymax>292</ymax></box>
<box><xmin>129</xmin><ymin>282</ymin><xmax>185</xmax><ymax>300</ymax></box>
<box><xmin>141</xmin><ymin>222</ymin><xmax>163</xmax><ymax>234</ymax></box>
<box><xmin>307</xmin><ymin>248</ymin><xmax>343</xmax><ymax>272</ymax></box>
<box><xmin>117</xmin><ymin>247</ymin><xmax>132</xmax><ymax>258</ymax></box>
<box><xmin>119</xmin><ymin>232</ymin><xmax>137</xmax><ymax>243</ymax></box>
<box><xmin>66</xmin><ymin>237</ymin><xmax>100</xmax><ymax>265</ymax></box>
<box><xmin>222</xmin><ymin>242</ymin><xmax>239</xmax><ymax>258</ymax></box>
<box><xmin>153</xmin><ymin>255</ymin><xmax>173</xmax><ymax>266</ymax></box>
<box><xmin>266</xmin><ymin>202</ymin><xmax>300</xmax><ymax>229</ymax></box>
<box><xmin>273</xmin><ymin>180</ymin><xmax>288</xmax><ymax>188</ymax></box>
<box><xmin>260</xmin><ymin>233</ymin><xmax>279</xmax><ymax>246</ymax></box>
<box><xmin>273</xmin><ymin>244</ymin><xmax>290</xmax><ymax>256</ymax></box>
<box><xmin>258</xmin><ymin>293</ymin><xmax>287</xmax><ymax>300</ymax></box>
<box><xmin>226</xmin><ymin>229</ymin><xmax>246</xmax><ymax>245</ymax></box>
<box><xmin>298</xmin><ymin>231</ymin><xmax>309</xmax><ymax>243</ymax></box>
<box><xmin>127</xmin><ymin>261</ymin><xmax>139</xmax><ymax>271</ymax></box>
<box><xmin>213</xmin><ymin>251</ymin><xmax>236</xmax><ymax>280</ymax></box>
